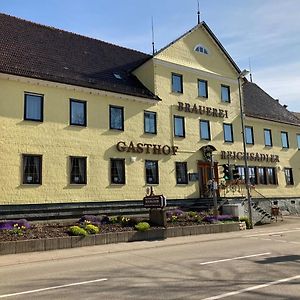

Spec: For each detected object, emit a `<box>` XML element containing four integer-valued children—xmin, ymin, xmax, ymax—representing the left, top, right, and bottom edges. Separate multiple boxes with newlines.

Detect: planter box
<box><xmin>0</xmin><ymin>222</ymin><xmax>240</xmax><ymax>255</ymax></box>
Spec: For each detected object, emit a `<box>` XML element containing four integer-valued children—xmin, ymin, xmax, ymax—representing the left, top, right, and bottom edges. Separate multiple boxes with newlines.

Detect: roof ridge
<box><xmin>0</xmin><ymin>12</ymin><xmax>150</xmax><ymax>58</ymax></box>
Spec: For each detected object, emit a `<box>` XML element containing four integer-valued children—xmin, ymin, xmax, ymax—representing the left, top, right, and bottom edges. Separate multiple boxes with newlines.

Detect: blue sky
<box><xmin>1</xmin><ymin>0</ymin><xmax>300</xmax><ymax>111</ymax></box>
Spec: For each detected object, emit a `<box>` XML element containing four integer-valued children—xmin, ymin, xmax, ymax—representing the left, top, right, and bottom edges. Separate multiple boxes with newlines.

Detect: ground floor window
<box><xmin>235</xmin><ymin>166</ymin><xmax>277</xmax><ymax>185</ymax></box>
<box><xmin>145</xmin><ymin>160</ymin><xmax>159</xmax><ymax>184</ymax></box>
<box><xmin>266</xmin><ymin>167</ymin><xmax>277</xmax><ymax>185</ymax></box>
<box><xmin>23</xmin><ymin>154</ymin><xmax>42</xmax><ymax>184</ymax></box>
<box><xmin>70</xmin><ymin>156</ymin><xmax>87</xmax><ymax>184</ymax></box>
<box><xmin>111</xmin><ymin>159</ymin><xmax>125</xmax><ymax>184</ymax></box>
<box><xmin>176</xmin><ymin>162</ymin><xmax>188</xmax><ymax>184</ymax></box>
<box><xmin>257</xmin><ymin>167</ymin><xmax>267</xmax><ymax>185</ymax></box>
<box><xmin>284</xmin><ymin>168</ymin><xmax>294</xmax><ymax>185</ymax></box>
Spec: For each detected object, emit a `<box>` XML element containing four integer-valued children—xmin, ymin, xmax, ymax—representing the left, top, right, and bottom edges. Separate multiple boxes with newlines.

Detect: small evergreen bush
<box><xmin>239</xmin><ymin>216</ymin><xmax>250</xmax><ymax>229</ymax></box>
<box><xmin>135</xmin><ymin>222</ymin><xmax>150</xmax><ymax>232</ymax></box>
<box><xmin>85</xmin><ymin>224</ymin><xmax>100</xmax><ymax>234</ymax></box>
<box><xmin>68</xmin><ymin>225</ymin><xmax>88</xmax><ymax>236</ymax></box>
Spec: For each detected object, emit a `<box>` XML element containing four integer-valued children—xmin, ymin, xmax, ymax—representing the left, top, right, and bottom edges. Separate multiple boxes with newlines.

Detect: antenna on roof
<box><xmin>249</xmin><ymin>57</ymin><xmax>253</xmax><ymax>82</ymax></box>
<box><xmin>151</xmin><ymin>17</ymin><xmax>155</xmax><ymax>55</ymax></box>
<box><xmin>197</xmin><ymin>0</ymin><xmax>201</xmax><ymax>24</ymax></box>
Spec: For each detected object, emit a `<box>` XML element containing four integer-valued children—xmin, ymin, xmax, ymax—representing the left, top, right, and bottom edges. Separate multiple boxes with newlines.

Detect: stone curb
<box><xmin>0</xmin><ymin>223</ymin><xmax>240</xmax><ymax>255</ymax></box>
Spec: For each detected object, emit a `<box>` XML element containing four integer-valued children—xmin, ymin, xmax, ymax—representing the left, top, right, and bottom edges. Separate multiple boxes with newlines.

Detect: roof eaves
<box><xmin>245</xmin><ymin>113</ymin><xmax>300</xmax><ymax>127</ymax></box>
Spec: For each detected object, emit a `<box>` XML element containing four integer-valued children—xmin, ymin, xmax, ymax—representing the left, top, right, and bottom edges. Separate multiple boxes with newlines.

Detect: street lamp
<box><xmin>238</xmin><ymin>69</ymin><xmax>254</xmax><ymax>229</ymax></box>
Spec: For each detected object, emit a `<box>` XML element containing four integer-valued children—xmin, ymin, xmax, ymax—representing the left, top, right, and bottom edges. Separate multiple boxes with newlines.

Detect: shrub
<box><xmin>203</xmin><ymin>215</ymin><xmax>234</xmax><ymax>223</ymax></box>
<box><xmin>78</xmin><ymin>215</ymin><xmax>109</xmax><ymax>226</ymax></box>
<box><xmin>10</xmin><ymin>224</ymin><xmax>27</xmax><ymax>236</ymax></box>
<box><xmin>239</xmin><ymin>216</ymin><xmax>250</xmax><ymax>229</ymax></box>
<box><xmin>68</xmin><ymin>225</ymin><xmax>88</xmax><ymax>236</ymax></box>
<box><xmin>135</xmin><ymin>222</ymin><xmax>150</xmax><ymax>232</ymax></box>
<box><xmin>85</xmin><ymin>224</ymin><xmax>100</xmax><ymax>234</ymax></box>
<box><xmin>109</xmin><ymin>216</ymin><xmax>119</xmax><ymax>224</ymax></box>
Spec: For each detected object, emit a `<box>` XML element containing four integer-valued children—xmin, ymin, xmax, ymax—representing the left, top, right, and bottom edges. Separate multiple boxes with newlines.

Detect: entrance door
<box><xmin>198</xmin><ymin>161</ymin><xmax>219</xmax><ymax>198</ymax></box>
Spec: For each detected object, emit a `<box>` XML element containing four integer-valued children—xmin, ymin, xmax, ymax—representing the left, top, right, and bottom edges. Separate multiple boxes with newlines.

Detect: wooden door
<box><xmin>198</xmin><ymin>161</ymin><xmax>219</xmax><ymax>198</ymax></box>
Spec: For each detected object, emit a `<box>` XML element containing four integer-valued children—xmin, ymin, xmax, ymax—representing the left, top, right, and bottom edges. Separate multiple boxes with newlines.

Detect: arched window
<box><xmin>194</xmin><ymin>44</ymin><xmax>209</xmax><ymax>55</ymax></box>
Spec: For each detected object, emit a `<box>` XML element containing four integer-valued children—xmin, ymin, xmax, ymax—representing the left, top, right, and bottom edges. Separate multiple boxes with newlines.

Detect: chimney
<box><xmin>283</xmin><ymin>104</ymin><xmax>288</xmax><ymax>109</ymax></box>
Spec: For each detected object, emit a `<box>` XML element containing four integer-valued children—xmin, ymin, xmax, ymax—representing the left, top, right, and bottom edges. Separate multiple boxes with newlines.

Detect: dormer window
<box><xmin>114</xmin><ymin>73</ymin><xmax>122</xmax><ymax>80</ymax></box>
<box><xmin>194</xmin><ymin>44</ymin><xmax>209</xmax><ymax>55</ymax></box>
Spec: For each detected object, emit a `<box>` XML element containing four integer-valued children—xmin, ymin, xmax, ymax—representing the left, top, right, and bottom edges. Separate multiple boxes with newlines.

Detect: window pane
<box><xmin>71</xmin><ymin>100</ymin><xmax>86</xmax><ymax>126</ymax></box>
<box><xmin>70</xmin><ymin>157</ymin><xmax>86</xmax><ymax>184</ymax></box>
<box><xmin>266</xmin><ymin>167</ymin><xmax>275</xmax><ymax>184</ymax></box>
<box><xmin>221</xmin><ymin>85</ymin><xmax>230</xmax><ymax>102</ymax></box>
<box><xmin>174</xmin><ymin>116</ymin><xmax>185</xmax><ymax>137</ymax></box>
<box><xmin>198</xmin><ymin>80</ymin><xmax>208</xmax><ymax>97</ymax></box>
<box><xmin>176</xmin><ymin>162</ymin><xmax>188</xmax><ymax>184</ymax></box>
<box><xmin>224</xmin><ymin>124</ymin><xmax>233</xmax><ymax>142</ymax></box>
<box><xmin>237</xmin><ymin>166</ymin><xmax>245</xmax><ymax>180</ymax></box>
<box><xmin>245</xmin><ymin>126</ymin><xmax>254</xmax><ymax>144</ymax></box>
<box><xmin>172</xmin><ymin>74</ymin><xmax>183</xmax><ymax>93</ymax></box>
<box><xmin>281</xmin><ymin>132</ymin><xmax>289</xmax><ymax>148</ymax></box>
<box><xmin>110</xmin><ymin>106</ymin><xmax>124</xmax><ymax>130</ymax></box>
<box><xmin>23</xmin><ymin>155</ymin><xmax>42</xmax><ymax>184</ymax></box>
<box><xmin>284</xmin><ymin>168</ymin><xmax>294</xmax><ymax>185</ymax></box>
<box><xmin>111</xmin><ymin>159</ymin><xmax>125</xmax><ymax>184</ymax></box>
<box><xmin>248</xmin><ymin>167</ymin><xmax>256</xmax><ymax>185</ymax></box>
<box><xmin>200</xmin><ymin>120</ymin><xmax>210</xmax><ymax>140</ymax></box>
<box><xmin>144</xmin><ymin>111</ymin><xmax>156</xmax><ymax>134</ymax></box>
<box><xmin>264</xmin><ymin>129</ymin><xmax>272</xmax><ymax>146</ymax></box>
<box><xmin>145</xmin><ymin>160</ymin><xmax>159</xmax><ymax>184</ymax></box>
<box><xmin>297</xmin><ymin>134</ymin><xmax>300</xmax><ymax>149</ymax></box>
<box><xmin>25</xmin><ymin>94</ymin><xmax>43</xmax><ymax>121</ymax></box>
<box><xmin>258</xmin><ymin>167</ymin><xmax>267</xmax><ymax>184</ymax></box>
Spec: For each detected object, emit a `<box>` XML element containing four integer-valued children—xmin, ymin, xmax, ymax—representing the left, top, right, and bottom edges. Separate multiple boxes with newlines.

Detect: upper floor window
<box><xmin>172</xmin><ymin>73</ymin><xmax>183</xmax><ymax>93</ymax></box>
<box><xmin>176</xmin><ymin>162</ymin><xmax>188</xmax><ymax>184</ymax></box>
<box><xmin>24</xmin><ymin>93</ymin><xmax>43</xmax><ymax>122</ymax></box>
<box><xmin>281</xmin><ymin>131</ymin><xmax>289</xmax><ymax>148</ymax></box>
<box><xmin>22</xmin><ymin>154</ymin><xmax>42</xmax><ymax>185</ymax></box>
<box><xmin>174</xmin><ymin>116</ymin><xmax>185</xmax><ymax>137</ymax></box>
<box><xmin>198</xmin><ymin>79</ymin><xmax>208</xmax><ymax>98</ymax></box>
<box><xmin>284</xmin><ymin>168</ymin><xmax>294</xmax><ymax>185</ymax></box>
<box><xmin>221</xmin><ymin>85</ymin><xmax>230</xmax><ymax>103</ymax></box>
<box><xmin>145</xmin><ymin>160</ymin><xmax>159</xmax><ymax>184</ymax></box>
<box><xmin>200</xmin><ymin>120</ymin><xmax>211</xmax><ymax>140</ymax></box>
<box><xmin>111</xmin><ymin>158</ymin><xmax>125</xmax><ymax>184</ymax></box>
<box><xmin>110</xmin><ymin>105</ymin><xmax>124</xmax><ymax>130</ymax></box>
<box><xmin>70</xmin><ymin>99</ymin><xmax>86</xmax><ymax>126</ymax></box>
<box><xmin>297</xmin><ymin>134</ymin><xmax>300</xmax><ymax>149</ymax></box>
<box><xmin>144</xmin><ymin>111</ymin><xmax>157</xmax><ymax>134</ymax></box>
<box><xmin>223</xmin><ymin>123</ymin><xmax>233</xmax><ymax>143</ymax></box>
<box><xmin>194</xmin><ymin>44</ymin><xmax>209</xmax><ymax>55</ymax></box>
<box><xmin>264</xmin><ymin>129</ymin><xmax>272</xmax><ymax>147</ymax></box>
<box><xmin>245</xmin><ymin>126</ymin><xmax>254</xmax><ymax>145</ymax></box>
<box><xmin>70</xmin><ymin>156</ymin><xmax>87</xmax><ymax>184</ymax></box>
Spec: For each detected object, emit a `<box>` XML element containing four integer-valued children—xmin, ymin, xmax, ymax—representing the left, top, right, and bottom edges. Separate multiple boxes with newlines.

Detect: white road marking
<box><xmin>200</xmin><ymin>252</ymin><xmax>270</xmax><ymax>265</ymax></box>
<box><xmin>245</xmin><ymin>228</ymin><xmax>300</xmax><ymax>237</ymax></box>
<box><xmin>202</xmin><ymin>275</ymin><xmax>300</xmax><ymax>300</ymax></box>
<box><xmin>0</xmin><ymin>278</ymin><xmax>107</xmax><ymax>298</ymax></box>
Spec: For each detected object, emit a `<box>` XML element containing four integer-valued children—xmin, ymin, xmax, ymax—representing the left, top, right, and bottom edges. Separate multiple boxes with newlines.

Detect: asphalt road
<box><xmin>0</xmin><ymin>217</ymin><xmax>300</xmax><ymax>299</ymax></box>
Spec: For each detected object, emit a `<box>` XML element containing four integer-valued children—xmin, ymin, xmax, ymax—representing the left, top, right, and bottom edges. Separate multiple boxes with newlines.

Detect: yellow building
<box><xmin>0</xmin><ymin>13</ymin><xmax>299</xmax><ymax>217</ymax></box>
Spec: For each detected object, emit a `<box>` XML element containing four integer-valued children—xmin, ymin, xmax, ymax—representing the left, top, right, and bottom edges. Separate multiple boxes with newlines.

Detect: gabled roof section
<box><xmin>154</xmin><ymin>21</ymin><xmax>241</xmax><ymax>75</ymax></box>
<box><xmin>0</xmin><ymin>13</ymin><xmax>159</xmax><ymax>101</ymax></box>
<box><xmin>243</xmin><ymin>81</ymin><xmax>300</xmax><ymax>126</ymax></box>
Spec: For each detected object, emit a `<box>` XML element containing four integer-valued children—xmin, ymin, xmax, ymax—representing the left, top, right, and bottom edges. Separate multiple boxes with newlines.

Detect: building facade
<box><xmin>0</xmin><ymin>13</ymin><xmax>299</xmax><ymax>208</ymax></box>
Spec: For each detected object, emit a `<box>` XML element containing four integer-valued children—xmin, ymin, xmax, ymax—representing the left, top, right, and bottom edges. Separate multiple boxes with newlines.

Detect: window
<box><xmin>297</xmin><ymin>134</ymin><xmax>300</xmax><ymax>149</ymax></box>
<box><xmin>266</xmin><ymin>167</ymin><xmax>277</xmax><ymax>185</ymax></box>
<box><xmin>22</xmin><ymin>155</ymin><xmax>42</xmax><ymax>184</ymax></box>
<box><xmin>111</xmin><ymin>159</ymin><xmax>125</xmax><ymax>184</ymax></box>
<box><xmin>200</xmin><ymin>120</ymin><xmax>211</xmax><ymax>140</ymax></box>
<box><xmin>237</xmin><ymin>166</ymin><xmax>245</xmax><ymax>181</ymax></box>
<box><xmin>198</xmin><ymin>79</ymin><xmax>208</xmax><ymax>98</ymax></box>
<box><xmin>176</xmin><ymin>162</ymin><xmax>188</xmax><ymax>184</ymax></box>
<box><xmin>223</xmin><ymin>123</ymin><xmax>233</xmax><ymax>143</ymax></box>
<box><xmin>248</xmin><ymin>167</ymin><xmax>257</xmax><ymax>185</ymax></box>
<box><xmin>24</xmin><ymin>93</ymin><xmax>43</xmax><ymax>121</ymax></box>
<box><xmin>281</xmin><ymin>131</ymin><xmax>289</xmax><ymax>148</ymax></box>
<box><xmin>284</xmin><ymin>168</ymin><xmax>294</xmax><ymax>185</ymax></box>
<box><xmin>264</xmin><ymin>129</ymin><xmax>272</xmax><ymax>147</ymax></box>
<box><xmin>245</xmin><ymin>126</ymin><xmax>254</xmax><ymax>144</ymax></box>
<box><xmin>145</xmin><ymin>160</ymin><xmax>159</xmax><ymax>184</ymax></box>
<box><xmin>172</xmin><ymin>73</ymin><xmax>183</xmax><ymax>93</ymax></box>
<box><xmin>194</xmin><ymin>44</ymin><xmax>209</xmax><ymax>55</ymax></box>
<box><xmin>257</xmin><ymin>167</ymin><xmax>267</xmax><ymax>185</ymax></box>
<box><xmin>144</xmin><ymin>111</ymin><xmax>157</xmax><ymax>134</ymax></box>
<box><xmin>70</xmin><ymin>99</ymin><xmax>86</xmax><ymax>126</ymax></box>
<box><xmin>70</xmin><ymin>156</ymin><xmax>87</xmax><ymax>184</ymax></box>
<box><xmin>174</xmin><ymin>116</ymin><xmax>185</xmax><ymax>137</ymax></box>
<box><xmin>110</xmin><ymin>105</ymin><xmax>124</xmax><ymax>130</ymax></box>
<box><xmin>221</xmin><ymin>85</ymin><xmax>230</xmax><ymax>102</ymax></box>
